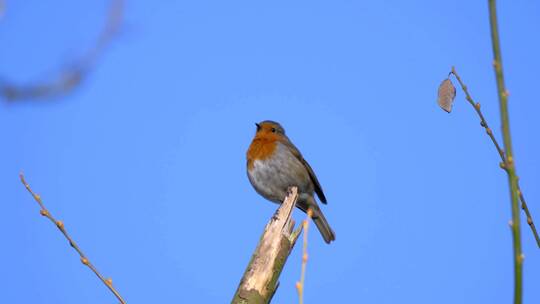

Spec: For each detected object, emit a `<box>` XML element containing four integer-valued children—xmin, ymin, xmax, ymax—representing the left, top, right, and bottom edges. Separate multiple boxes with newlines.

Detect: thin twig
<box><xmin>19</xmin><ymin>173</ymin><xmax>126</xmax><ymax>304</ymax></box>
<box><xmin>0</xmin><ymin>0</ymin><xmax>5</xmax><ymax>20</ymax></box>
<box><xmin>451</xmin><ymin>67</ymin><xmax>539</xmax><ymax>248</ymax></box>
<box><xmin>1</xmin><ymin>0</ymin><xmax>123</xmax><ymax>101</ymax></box>
<box><xmin>296</xmin><ymin>208</ymin><xmax>312</xmax><ymax>304</ymax></box>
<box><xmin>488</xmin><ymin>1</ymin><xmax>523</xmax><ymax>303</ymax></box>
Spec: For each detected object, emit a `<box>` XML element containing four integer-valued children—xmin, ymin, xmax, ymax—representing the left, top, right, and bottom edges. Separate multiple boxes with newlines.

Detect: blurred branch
<box><xmin>0</xmin><ymin>0</ymin><xmax>5</xmax><ymax>20</ymax></box>
<box><xmin>295</xmin><ymin>209</ymin><xmax>312</xmax><ymax>304</ymax></box>
<box><xmin>232</xmin><ymin>187</ymin><xmax>303</xmax><ymax>304</ymax></box>
<box><xmin>450</xmin><ymin>67</ymin><xmax>539</xmax><ymax>248</ymax></box>
<box><xmin>488</xmin><ymin>1</ymin><xmax>523</xmax><ymax>303</ymax></box>
<box><xmin>1</xmin><ymin>0</ymin><xmax>123</xmax><ymax>102</ymax></box>
<box><xmin>19</xmin><ymin>173</ymin><xmax>126</xmax><ymax>304</ymax></box>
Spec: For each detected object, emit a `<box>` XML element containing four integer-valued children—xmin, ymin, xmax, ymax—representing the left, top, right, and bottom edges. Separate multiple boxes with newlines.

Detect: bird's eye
<box><xmin>271</xmin><ymin>128</ymin><xmax>277</xmax><ymax>133</ymax></box>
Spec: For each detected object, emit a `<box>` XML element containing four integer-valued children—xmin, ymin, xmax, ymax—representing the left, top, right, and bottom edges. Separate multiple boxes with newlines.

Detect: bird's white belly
<box><xmin>248</xmin><ymin>143</ymin><xmax>312</xmax><ymax>203</ymax></box>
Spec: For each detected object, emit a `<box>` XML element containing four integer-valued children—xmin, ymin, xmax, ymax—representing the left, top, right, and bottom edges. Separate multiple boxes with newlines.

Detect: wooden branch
<box><xmin>232</xmin><ymin>187</ymin><xmax>302</xmax><ymax>304</ymax></box>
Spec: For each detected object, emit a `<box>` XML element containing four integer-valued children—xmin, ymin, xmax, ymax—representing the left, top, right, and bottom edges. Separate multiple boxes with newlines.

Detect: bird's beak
<box><xmin>255</xmin><ymin>123</ymin><xmax>261</xmax><ymax>131</ymax></box>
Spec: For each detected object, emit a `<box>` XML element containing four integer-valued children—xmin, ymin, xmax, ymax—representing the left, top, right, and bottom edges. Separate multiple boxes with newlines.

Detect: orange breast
<box><xmin>247</xmin><ymin>138</ymin><xmax>277</xmax><ymax>170</ymax></box>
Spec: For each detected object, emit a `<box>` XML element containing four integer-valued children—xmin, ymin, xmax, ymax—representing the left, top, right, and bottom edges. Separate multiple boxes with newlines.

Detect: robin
<box><xmin>246</xmin><ymin>120</ymin><xmax>335</xmax><ymax>243</ymax></box>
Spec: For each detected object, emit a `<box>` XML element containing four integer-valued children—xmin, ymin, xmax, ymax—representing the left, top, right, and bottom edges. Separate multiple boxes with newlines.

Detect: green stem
<box><xmin>488</xmin><ymin>1</ymin><xmax>523</xmax><ymax>304</ymax></box>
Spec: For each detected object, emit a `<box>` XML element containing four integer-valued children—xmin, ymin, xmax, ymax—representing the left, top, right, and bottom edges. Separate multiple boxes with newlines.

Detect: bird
<box><xmin>246</xmin><ymin>120</ymin><xmax>335</xmax><ymax>243</ymax></box>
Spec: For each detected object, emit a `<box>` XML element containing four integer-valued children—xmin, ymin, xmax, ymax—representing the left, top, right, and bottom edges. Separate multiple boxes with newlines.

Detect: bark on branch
<box><xmin>232</xmin><ymin>186</ymin><xmax>302</xmax><ymax>304</ymax></box>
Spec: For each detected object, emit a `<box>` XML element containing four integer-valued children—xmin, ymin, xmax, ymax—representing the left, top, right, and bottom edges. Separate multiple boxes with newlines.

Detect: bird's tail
<box><xmin>309</xmin><ymin>205</ymin><xmax>336</xmax><ymax>244</ymax></box>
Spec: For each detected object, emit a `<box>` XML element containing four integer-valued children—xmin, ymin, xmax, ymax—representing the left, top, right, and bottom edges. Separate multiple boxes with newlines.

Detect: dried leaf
<box><xmin>437</xmin><ymin>78</ymin><xmax>456</xmax><ymax>113</ymax></box>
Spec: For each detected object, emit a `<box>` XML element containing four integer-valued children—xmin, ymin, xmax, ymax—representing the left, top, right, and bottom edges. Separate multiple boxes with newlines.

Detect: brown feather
<box><xmin>246</xmin><ymin>137</ymin><xmax>277</xmax><ymax>170</ymax></box>
<box><xmin>277</xmin><ymin>137</ymin><xmax>327</xmax><ymax>204</ymax></box>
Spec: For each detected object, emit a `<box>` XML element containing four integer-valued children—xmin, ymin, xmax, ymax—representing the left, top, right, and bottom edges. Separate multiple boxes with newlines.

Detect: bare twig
<box><xmin>19</xmin><ymin>173</ymin><xmax>126</xmax><ymax>304</ymax></box>
<box><xmin>1</xmin><ymin>0</ymin><xmax>123</xmax><ymax>102</ymax></box>
<box><xmin>488</xmin><ymin>1</ymin><xmax>523</xmax><ymax>303</ymax></box>
<box><xmin>232</xmin><ymin>187</ymin><xmax>302</xmax><ymax>304</ymax></box>
<box><xmin>295</xmin><ymin>208</ymin><xmax>312</xmax><ymax>304</ymax></box>
<box><xmin>450</xmin><ymin>67</ymin><xmax>539</xmax><ymax>249</ymax></box>
<box><xmin>0</xmin><ymin>0</ymin><xmax>5</xmax><ymax>20</ymax></box>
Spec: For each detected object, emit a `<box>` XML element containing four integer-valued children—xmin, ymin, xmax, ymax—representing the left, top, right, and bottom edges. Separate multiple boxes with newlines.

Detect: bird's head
<box><xmin>254</xmin><ymin>120</ymin><xmax>286</xmax><ymax>140</ymax></box>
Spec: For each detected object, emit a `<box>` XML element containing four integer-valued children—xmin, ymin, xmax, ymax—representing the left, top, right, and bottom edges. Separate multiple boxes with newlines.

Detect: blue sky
<box><xmin>1</xmin><ymin>1</ymin><xmax>539</xmax><ymax>303</ymax></box>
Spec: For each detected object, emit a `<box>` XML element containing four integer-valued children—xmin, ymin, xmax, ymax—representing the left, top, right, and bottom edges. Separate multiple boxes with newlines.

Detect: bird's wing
<box><xmin>280</xmin><ymin>138</ymin><xmax>327</xmax><ymax>204</ymax></box>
